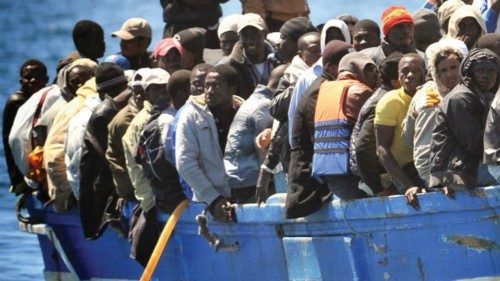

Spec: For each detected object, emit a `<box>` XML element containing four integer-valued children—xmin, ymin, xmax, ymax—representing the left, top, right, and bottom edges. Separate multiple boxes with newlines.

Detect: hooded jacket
<box><xmin>429</xmin><ymin>49</ymin><xmax>500</xmax><ymax>188</ymax></box>
<box><xmin>447</xmin><ymin>5</ymin><xmax>487</xmax><ymax>47</ymax></box>
<box><xmin>176</xmin><ymin>94</ymin><xmax>244</xmax><ymax>206</ymax></box>
<box><xmin>320</xmin><ymin>19</ymin><xmax>351</xmax><ymax>52</ymax></box>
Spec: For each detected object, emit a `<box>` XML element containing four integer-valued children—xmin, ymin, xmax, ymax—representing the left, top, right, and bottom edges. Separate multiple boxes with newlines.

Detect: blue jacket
<box><xmin>224</xmin><ymin>85</ymin><xmax>274</xmax><ymax>189</ymax></box>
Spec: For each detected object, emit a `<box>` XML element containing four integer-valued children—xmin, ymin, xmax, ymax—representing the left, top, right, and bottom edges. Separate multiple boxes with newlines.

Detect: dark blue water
<box><xmin>0</xmin><ymin>1</ymin><xmax>421</xmax><ymax>280</ymax></box>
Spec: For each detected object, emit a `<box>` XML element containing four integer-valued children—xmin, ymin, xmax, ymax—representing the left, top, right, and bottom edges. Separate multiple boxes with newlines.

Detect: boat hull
<box><xmin>23</xmin><ymin>186</ymin><xmax>500</xmax><ymax>281</ymax></box>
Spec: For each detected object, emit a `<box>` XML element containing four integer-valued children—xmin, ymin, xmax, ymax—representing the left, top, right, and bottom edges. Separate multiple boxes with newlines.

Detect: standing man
<box><xmin>3</xmin><ymin>60</ymin><xmax>48</xmax><ymax>194</ymax></box>
<box><xmin>112</xmin><ymin>18</ymin><xmax>153</xmax><ymax>70</ymax></box>
<box><xmin>176</xmin><ymin>64</ymin><xmax>245</xmax><ymax>221</ymax></box>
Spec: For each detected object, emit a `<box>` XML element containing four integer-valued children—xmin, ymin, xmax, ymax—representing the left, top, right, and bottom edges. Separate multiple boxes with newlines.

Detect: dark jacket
<box><xmin>286</xmin><ymin>72</ymin><xmax>334</xmax><ymax>219</ymax></box>
<box><xmin>161</xmin><ymin>0</ymin><xmax>228</xmax><ymax>27</ymax></box>
<box><xmin>223</xmin><ymin>41</ymin><xmax>275</xmax><ymax>99</ymax></box>
<box><xmin>351</xmin><ymin>85</ymin><xmax>392</xmax><ymax>194</ymax></box>
<box><xmin>2</xmin><ymin>91</ymin><xmax>29</xmax><ymax>190</ymax></box>
<box><xmin>429</xmin><ymin>48</ymin><xmax>499</xmax><ymax>188</ymax></box>
<box><xmin>361</xmin><ymin>39</ymin><xmax>424</xmax><ymax>67</ymax></box>
<box><xmin>79</xmin><ymin>95</ymin><xmax>123</xmax><ymax>239</ymax></box>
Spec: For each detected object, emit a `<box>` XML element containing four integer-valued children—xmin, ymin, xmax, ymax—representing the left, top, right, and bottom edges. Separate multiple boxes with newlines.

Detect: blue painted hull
<box><xmin>24</xmin><ymin>186</ymin><xmax>500</xmax><ymax>280</ymax></box>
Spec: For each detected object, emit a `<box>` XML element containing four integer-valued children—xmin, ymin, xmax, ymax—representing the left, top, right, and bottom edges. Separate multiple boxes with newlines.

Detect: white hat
<box><xmin>142</xmin><ymin>68</ymin><xmax>170</xmax><ymax>90</ymax></box>
<box><xmin>237</xmin><ymin>13</ymin><xmax>266</xmax><ymax>33</ymax></box>
<box><xmin>218</xmin><ymin>14</ymin><xmax>244</xmax><ymax>38</ymax></box>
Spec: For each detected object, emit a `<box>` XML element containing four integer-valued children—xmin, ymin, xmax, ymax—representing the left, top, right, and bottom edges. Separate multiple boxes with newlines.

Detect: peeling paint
<box><xmin>445</xmin><ymin>235</ymin><xmax>500</xmax><ymax>252</ymax></box>
<box><xmin>378</xmin><ymin>258</ymin><xmax>388</xmax><ymax>267</ymax></box>
<box><xmin>385</xmin><ymin>212</ymin><xmax>401</xmax><ymax>218</ymax></box>
<box><xmin>373</xmin><ymin>244</ymin><xmax>387</xmax><ymax>253</ymax></box>
<box><xmin>383</xmin><ymin>272</ymin><xmax>390</xmax><ymax>280</ymax></box>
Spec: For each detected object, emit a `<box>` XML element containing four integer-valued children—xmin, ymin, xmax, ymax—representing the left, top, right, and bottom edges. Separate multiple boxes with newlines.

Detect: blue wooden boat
<box><xmin>20</xmin><ymin>186</ymin><xmax>500</xmax><ymax>281</ymax></box>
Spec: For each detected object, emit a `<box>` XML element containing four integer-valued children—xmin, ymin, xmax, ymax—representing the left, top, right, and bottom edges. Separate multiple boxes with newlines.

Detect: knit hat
<box><xmin>174</xmin><ymin>28</ymin><xmax>206</xmax><ymax>55</ymax></box>
<box><xmin>413</xmin><ymin>8</ymin><xmax>441</xmax><ymax>39</ymax></box>
<box><xmin>437</xmin><ymin>0</ymin><xmax>465</xmax><ymax>29</ymax></box>
<box><xmin>322</xmin><ymin>40</ymin><xmax>353</xmax><ymax>66</ymax></box>
<box><xmin>279</xmin><ymin>17</ymin><xmax>317</xmax><ymax>42</ymax></box>
<box><xmin>152</xmin><ymin>38</ymin><xmax>183</xmax><ymax>60</ymax></box>
<box><xmin>381</xmin><ymin>6</ymin><xmax>414</xmax><ymax>37</ymax></box>
<box><xmin>218</xmin><ymin>14</ymin><xmax>243</xmax><ymax>39</ymax></box>
<box><xmin>104</xmin><ymin>54</ymin><xmax>130</xmax><ymax>70</ymax></box>
<box><xmin>95</xmin><ymin>62</ymin><xmax>127</xmax><ymax>92</ymax></box>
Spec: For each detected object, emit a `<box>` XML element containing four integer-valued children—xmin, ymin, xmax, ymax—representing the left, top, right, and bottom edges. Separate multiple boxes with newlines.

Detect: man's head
<box><xmin>461</xmin><ymin>48</ymin><xmax>499</xmax><ymax>93</ymax></box>
<box><xmin>204</xmin><ymin>64</ymin><xmax>238</xmax><ymax>109</ymax></box>
<box><xmin>190</xmin><ymin>63</ymin><xmax>212</xmax><ymax>96</ymax></box>
<box><xmin>320</xmin><ymin>19</ymin><xmax>351</xmax><ymax>52</ymax></box>
<box><xmin>19</xmin><ymin>59</ymin><xmax>48</xmax><ymax>95</ymax></box>
<box><xmin>437</xmin><ymin>0</ymin><xmax>465</xmax><ymax>34</ymax></box>
<box><xmin>152</xmin><ymin>38</ymin><xmax>183</xmax><ymax>74</ymax></box>
<box><xmin>142</xmin><ymin>68</ymin><xmax>170</xmax><ymax>104</ymax></box>
<box><xmin>167</xmin><ymin>70</ymin><xmax>191</xmax><ymax>110</ymax></box>
<box><xmin>67</xmin><ymin>65</ymin><xmax>94</xmax><ymax>97</ymax></box>
<box><xmin>352</xmin><ymin>19</ymin><xmax>381</xmax><ymax>52</ymax></box>
<box><xmin>477</xmin><ymin>34</ymin><xmax>500</xmax><ymax>58</ymax></box>
<box><xmin>338</xmin><ymin>52</ymin><xmax>379</xmax><ymax>90</ymax></box>
<box><xmin>237</xmin><ymin>13</ymin><xmax>267</xmax><ymax>63</ymax></box>
<box><xmin>174</xmin><ymin>28</ymin><xmax>207</xmax><ymax>70</ymax></box>
<box><xmin>426</xmin><ymin>39</ymin><xmax>466</xmax><ymax>93</ymax></box>
<box><xmin>112</xmin><ymin>18</ymin><xmax>152</xmax><ymax>59</ymax></box>
<box><xmin>130</xmin><ymin>68</ymin><xmax>152</xmax><ymax>109</ymax></box>
<box><xmin>413</xmin><ymin>9</ymin><xmax>441</xmax><ymax>52</ymax></box>
<box><xmin>95</xmin><ymin>62</ymin><xmax>128</xmax><ymax>99</ymax></box>
<box><xmin>218</xmin><ymin>14</ymin><xmax>243</xmax><ymax>56</ymax></box>
<box><xmin>322</xmin><ymin>40</ymin><xmax>352</xmax><ymax>78</ymax></box>
<box><xmin>381</xmin><ymin>6</ymin><xmax>415</xmax><ymax>49</ymax></box>
<box><xmin>73</xmin><ymin>20</ymin><xmax>105</xmax><ymax>61</ymax></box>
<box><xmin>448</xmin><ymin>6</ymin><xmax>486</xmax><ymax>50</ymax></box>
<box><xmin>278</xmin><ymin>17</ymin><xmax>317</xmax><ymax>63</ymax></box>
<box><xmin>336</xmin><ymin>14</ymin><xmax>359</xmax><ymax>42</ymax></box>
<box><xmin>398</xmin><ymin>53</ymin><xmax>426</xmax><ymax>96</ymax></box>
<box><xmin>379</xmin><ymin>52</ymin><xmax>403</xmax><ymax>89</ymax></box>
<box><xmin>297</xmin><ymin>32</ymin><xmax>321</xmax><ymax>66</ymax></box>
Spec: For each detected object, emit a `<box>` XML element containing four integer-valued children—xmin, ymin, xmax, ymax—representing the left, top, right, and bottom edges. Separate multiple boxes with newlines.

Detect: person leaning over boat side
<box><xmin>176</xmin><ymin>64</ymin><xmax>244</xmax><ymax>222</ymax></box>
<box><xmin>221</xmin><ymin>13</ymin><xmax>275</xmax><ymax>100</ymax></box>
<box><xmin>428</xmin><ymin>48</ymin><xmax>499</xmax><ymax>194</ymax></box>
<box><xmin>123</xmin><ymin>69</ymin><xmax>170</xmax><ymax>214</ymax></box>
<box><xmin>482</xmin><ymin>87</ymin><xmax>500</xmax><ymax>185</ymax></box>
<box><xmin>413</xmin><ymin>8</ymin><xmax>442</xmax><ymax>53</ymax></box>
<box><xmin>350</xmin><ymin>52</ymin><xmax>403</xmax><ymax>196</ymax></box>
<box><xmin>190</xmin><ymin>63</ymin><xmax>213</xmax><ymax>96</ymax></box>
<box><xmin>79</xmin><ymin>63</ymin><xmax>131</xmax><ymax>239</ymax></box>
<box><xmin>112</xmin><ymin>18</ymin><xmax>153</xmax><ymax>70</ymax></box>
<box><xmin>312</xmin><ymin>52</ymin><xmax>379</xmax><ymax>201</ymax></box>
<box><xmin>375</xmin><ymin>53</ymin><xmax>427</xmax><ymax>207</ymax></box>
<box><xmin>3</xmin><ymin>59</ymin><xmax>48</xmax><ymax>195</ymax></box>
<box><xmin>224</xmin><ymin>65</ymin><xmax>287</xmax><ymax>204</ymax></box>
<box><xmin>402</xmin><ymin>39</ymin><xmax>467</xmax><ymax>189</ymax></box>
<box><xmin>286</xmin><ymin>40</ymin><xmax>353</xmax><ymax>219</ymax></box>
<box><xmin>151</xmin><ymin>38</ymin><xmax>183</xmax><ymax>75</ymax></box>
<box><xmin>447</xmin><ymin>5</ymin><xmax>487</xmax><ymax>50</ymax></box>
<box><xmin>362</xmin><ymin>6</ymin><xmax>424</xmax><ymax>67</ymax></box>
<box><xmin>351</xmin><ymin>19</ymin><xmax>381</xmax><ymax>52</ymax></box>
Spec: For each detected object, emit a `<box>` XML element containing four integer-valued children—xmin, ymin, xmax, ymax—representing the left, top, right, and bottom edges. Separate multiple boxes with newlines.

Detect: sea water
<box><xmin>0</xmin><ymin>1</ymin><xmax>421</xmax><ymax>280</ymax></box>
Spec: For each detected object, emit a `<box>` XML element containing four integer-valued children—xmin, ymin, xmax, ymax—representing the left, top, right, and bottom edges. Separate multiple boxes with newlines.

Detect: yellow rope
<box><xmin>140</xmin><ymin>199</ymin><xmax>188</xmax><ymax>281</ymax></box>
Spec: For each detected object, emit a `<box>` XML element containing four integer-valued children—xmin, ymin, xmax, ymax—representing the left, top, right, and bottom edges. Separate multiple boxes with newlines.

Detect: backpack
<box><xmin>136</xmin><ymin>105</ymin><xmax>186</xmax><ymax>213</ymax></box>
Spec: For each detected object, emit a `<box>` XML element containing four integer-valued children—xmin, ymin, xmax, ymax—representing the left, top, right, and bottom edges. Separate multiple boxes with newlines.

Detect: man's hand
<box><xmin>209</xmin><ymin>197</ymin><xmax>235</xmax><ymax>222</ymax></box>
<box><xmin>442</xmin><ymin>186</ymin><xmax>455</xmax><ymax>199</ymax></box>
<box><xmin>404</xmin><ymin>187</ymin><xmax>426</xmax><ymax>209</ymax></box>
<box><xmin>255</xmin><ymin>128</ymin><xmax>272</xmax><ymax>150</ymax></box>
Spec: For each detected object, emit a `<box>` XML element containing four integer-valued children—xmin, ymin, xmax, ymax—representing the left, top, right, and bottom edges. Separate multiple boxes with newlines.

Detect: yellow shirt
<box><xmin>374</xmin><ymin>88</ymin><xmax>413</xmax><ymax>166</ymax></box>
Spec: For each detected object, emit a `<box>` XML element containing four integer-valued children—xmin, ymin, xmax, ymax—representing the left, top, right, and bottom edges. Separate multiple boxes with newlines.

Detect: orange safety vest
<box><xmin>312</xmin><ymin>79</ymin><xmax>357</xmax><ymax>177</ymax></box>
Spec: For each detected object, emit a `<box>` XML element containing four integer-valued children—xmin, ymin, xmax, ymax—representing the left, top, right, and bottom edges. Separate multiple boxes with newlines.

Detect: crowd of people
<box><xmin>3</xmin><ymin>0</ymin><xmax>500</xmax><ymax>266</ymax></box>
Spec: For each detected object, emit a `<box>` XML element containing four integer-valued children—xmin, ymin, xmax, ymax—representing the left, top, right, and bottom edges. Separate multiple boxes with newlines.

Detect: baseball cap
<box><xmin>111</xmin><ymin>18</ymin><xmax>152</xmax><ymax>40</ymax></box>
<box><xmin>152</xmin><ymin>38</ymin><xmax>183</xmax><ymax>60</ymax></box>
<box><xmin>142</xmin><ymin>68</ymin><xmax>170</xmax><ymax>90</ymax></box>
<box><xmin>104</xmin><ymin>54</ymin><xmax>131</xmax><ymax>70</ymax></box>
<box><xmin>237</xmin><ymin>13</ymin><xmax>266</xmax><ymax>33</ymax></box>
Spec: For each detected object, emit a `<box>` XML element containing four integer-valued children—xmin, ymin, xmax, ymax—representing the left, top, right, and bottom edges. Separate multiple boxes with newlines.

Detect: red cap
<box><xmin>152</xmin><ymin>38</ymin><xmax>183</xmax><ymax>60</ymax></box>
<box><xmin>381</xmin><ymin>6</ymin><xmax>414</xmax><ymax>37</ymax></box>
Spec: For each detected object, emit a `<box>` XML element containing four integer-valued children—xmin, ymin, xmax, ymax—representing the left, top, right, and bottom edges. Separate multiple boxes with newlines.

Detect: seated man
<box><xmin>375</xmin><ymin>53</ymin><xmax>427</xmax><ymax>206</ymax></box>
<box><xmin>429</xmin><ymin>48</ymin><xmax>499</xmax><ymax>192</ymax></box>
<box><xmin>176</xmin><ymin>64</ymin><xmax>245</xmax><ymax>221</ymax></box>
